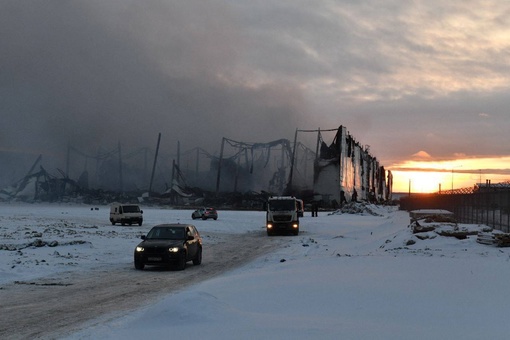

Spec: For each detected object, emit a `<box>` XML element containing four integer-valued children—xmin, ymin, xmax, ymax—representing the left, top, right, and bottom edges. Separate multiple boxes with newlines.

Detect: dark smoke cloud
<box><xmin>3</xmin><ymin>0</ymin><xmax>510</xmax><ymax>189</ymax></box>
<box><xmin>1</xmin><ymin>1</ymin><xmax>307</xmax><ymax>185</ymax></box>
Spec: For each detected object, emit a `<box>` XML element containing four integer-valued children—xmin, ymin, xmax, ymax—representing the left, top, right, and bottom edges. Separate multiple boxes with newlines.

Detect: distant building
<box><xmin>474</xmin><ymin>180</ymin><xmax>510</xmax><ymax>192</ymax></box>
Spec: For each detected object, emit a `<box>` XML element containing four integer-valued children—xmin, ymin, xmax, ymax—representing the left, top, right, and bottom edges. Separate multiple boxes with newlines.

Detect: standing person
<box><xmin>352</xmin><ymin>189</ymin><xmax>358</xmax><ymax>202</ymax></box>
<box><xmin>311</xmin><ymin>202</ymin><xmax>318</xmax><ymax>217</ymax></box>
<box><xmin>340</xmin><ymin>191</ymin><xmax>347</xmax><ymax>207</ymax></box>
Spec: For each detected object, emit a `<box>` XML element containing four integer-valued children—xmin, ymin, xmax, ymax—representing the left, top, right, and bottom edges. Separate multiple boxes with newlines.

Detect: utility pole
<box><xmin>451</xmin><ymin>165</ymin><xmax>462</xmax><ymax>192</ymax></box>
<box><xmin>176</xmin><ymin>141</ymin><xmax>180</xmax><ymax>187</ymax></box>
<box><xmin>195</xmin><ymin>147</ymin><xmax>199</xmax><ymax>186</ymax></box>
<box><xmin>66</xmin><ymin>141</ymin><xmax>70</xmax><ymax>178</ymax></box>
<box><xmin>287</xmin><ymin>128</ymin><xmax>298</xmax><ymax>194</ymax></box>
<box><xmin>234</xmin><ymin>146</ymin><xmax>241</xmax><ymax>193</ymax></box>
<box><xmin>118</xmin><ymin>141</ymin><xmax>123</xmax><ymax>194</ymax></box>
<box><xmin>215</xmin><ymin>137</ymin><xmax>226</xmax><ymax>194</ymax></box>
<box><xmin>148</xmin><ymin>133</ymin><xmax>161</xmax><ymax>194</ymax></box>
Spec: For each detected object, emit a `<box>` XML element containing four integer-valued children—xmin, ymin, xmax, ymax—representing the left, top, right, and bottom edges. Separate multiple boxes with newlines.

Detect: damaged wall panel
<box><xmin>313</xmin><ymin>126</ymin><xmax>392</xmax><ymax>207</ymax></box>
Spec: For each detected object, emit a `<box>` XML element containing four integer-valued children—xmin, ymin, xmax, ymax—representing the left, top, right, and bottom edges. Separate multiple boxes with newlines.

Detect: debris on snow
<box><xmin>409</xmin><ymin>213</ymin><xmax>488</xmax><ymax>241</ymax></box>
<box><xmin>477</xmin><ymin>231</ymin><xmax>510</xmax><ymax>247</ymax></box>
<box><xmin>409</xmin><ymin>209</ymin><xmax>454</xmax><ymax>221</ymax></box>
<box><xmin>329</xmin><ymin>202</ymin><xmax>392</xmax><ymax>216</ymax></box>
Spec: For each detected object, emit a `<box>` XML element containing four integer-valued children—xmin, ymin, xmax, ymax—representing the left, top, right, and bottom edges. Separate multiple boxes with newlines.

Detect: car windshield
<box><xmin>269</xmin><ymin>200</ymin><xmax>296</xmax><ymax>211</ymax></box>
<box><xmin>146</xmin><ymin>227</ymin><xmax>185</xmax><ymax>240</ymax></box>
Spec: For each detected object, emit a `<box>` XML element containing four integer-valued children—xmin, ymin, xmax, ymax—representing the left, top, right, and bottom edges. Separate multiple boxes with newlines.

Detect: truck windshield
<box><xmin>122</xmin><ymin>205</ymin><xmax>140</xmax><ymax>213</ymax></box>
<box><xmin>269</xmin><ymin>200</ymin><xmax>295</xmax><ymax>211</ymax></box>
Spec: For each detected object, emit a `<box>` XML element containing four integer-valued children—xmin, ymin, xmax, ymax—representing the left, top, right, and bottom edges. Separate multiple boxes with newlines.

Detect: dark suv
<box><xmin>192</xmin><ymin>207</ymin><xmax>218</xmax><ymax>220</ymax></box>
<box><xmin>134</xmin><ymin>224</ymin><xmax>202</xmax><ymax>270</ymax></box>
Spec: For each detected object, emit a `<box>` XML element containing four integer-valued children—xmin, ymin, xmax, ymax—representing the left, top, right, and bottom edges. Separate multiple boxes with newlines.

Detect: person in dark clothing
<box><xmin>352</xmin><ymin>189</ymin><xmax>358</xmax><ymax>202</ymax></box>
<box><xmin>340</xmin><ymin>191</ymin><xmax>347</xmax><ymax>207</ymax></box>
<box><xmin>311</xmin><ymin>202</ymin><xmax>319</xmax><ymax>217</ymax></box>
<box><xmin>368</xmin><ymin>189</ymin><xmax>376</xmax><ymax>203</ymax></box>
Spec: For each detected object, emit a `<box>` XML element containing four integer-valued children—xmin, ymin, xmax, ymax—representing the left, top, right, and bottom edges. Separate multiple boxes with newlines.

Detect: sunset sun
<box><xmin>389</xmin><ymin>156</ymin><xmax>510</xmax><ymax>194</ymax></box>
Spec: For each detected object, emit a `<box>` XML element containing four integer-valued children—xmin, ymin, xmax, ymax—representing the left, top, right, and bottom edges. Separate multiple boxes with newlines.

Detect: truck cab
<box><xmin>296</xmin><ymin>199</ymin><xmax>304</xmax><ymax>217</ymax></box>
<box><xmin>266</xmin><ymin>196</ymin><xmax>300</xmax><ymax>236</ymax></box>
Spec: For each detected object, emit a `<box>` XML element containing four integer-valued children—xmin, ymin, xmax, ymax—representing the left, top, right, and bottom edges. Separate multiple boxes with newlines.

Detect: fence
<box><xmin>399</xmin><ymin>190</ymin><xmax>510</xmax><ymax>232</ymax></box>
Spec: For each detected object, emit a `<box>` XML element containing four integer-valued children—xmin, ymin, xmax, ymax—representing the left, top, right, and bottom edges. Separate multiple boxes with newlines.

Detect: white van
<box><xmin>109</xmin><ymin>203</ymin><xmax>143</xmax><ymax>226</ymax></box>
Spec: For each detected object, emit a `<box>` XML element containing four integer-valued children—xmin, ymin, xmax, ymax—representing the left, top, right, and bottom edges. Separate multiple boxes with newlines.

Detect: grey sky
<box><xmin>2</xmin><ymin>0</ymin><xmax>509</xmax><ymax>176</ymax></box>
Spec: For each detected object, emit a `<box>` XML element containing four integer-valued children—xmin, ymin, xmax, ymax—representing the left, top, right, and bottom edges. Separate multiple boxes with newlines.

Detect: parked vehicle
<box><xmin>266</xmin><ymin>196</ymin><xmax>300</xmax><ymax>236</ymax></box>
<box><xmin>109</xmin><ymin>203</ymin><xmax>143</xmax><ymax>226</ymax></box>
<box><xmin>134</xmin><ymin>224</ymin><xmax>202</xmax><ymax>270</ymax></box>
<box><xmin>192</xmin><ymin>207</ymin><xmax>218</xmax><ymax>220</ymax></box>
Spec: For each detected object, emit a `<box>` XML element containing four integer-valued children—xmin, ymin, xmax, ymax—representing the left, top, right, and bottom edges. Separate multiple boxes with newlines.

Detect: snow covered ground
<box><xmin>2</xmin><ymin>203</ymin><xmax>510</xmax><ymax>339</ymax></box>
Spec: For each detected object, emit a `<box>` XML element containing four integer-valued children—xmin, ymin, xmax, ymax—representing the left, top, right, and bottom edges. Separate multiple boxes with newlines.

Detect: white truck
<box><xmin>109</xmin><ymin>203</ymin><xmax>143</xmax><ymax>226</ymax></box>
<box><xmin>266</xmin><ymin>196</ymin><xmax>300</xmax><ymax>236</ymax></box>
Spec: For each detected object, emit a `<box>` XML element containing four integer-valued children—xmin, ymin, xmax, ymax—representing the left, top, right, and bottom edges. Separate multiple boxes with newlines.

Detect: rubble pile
<box><xmin>329</xmin><ymin>202</ymin><xmax>389</xmax><ymax>216</ymax></box>
<box><xmin>476</xmin><ymin>231</ymin><xmax>510</xmax><ymax>247</ymax></box>
<box><xmin>409</xmin><ymin>214</ymin><xmax>487</xmax><ymax>240</ymax></box>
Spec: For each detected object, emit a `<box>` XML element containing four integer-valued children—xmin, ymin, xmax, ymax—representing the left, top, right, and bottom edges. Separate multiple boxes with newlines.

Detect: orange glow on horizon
<box><xmin>388</xmin><ymin>156</ymin><xmax>510</xmax><ymax>193</ymax></box>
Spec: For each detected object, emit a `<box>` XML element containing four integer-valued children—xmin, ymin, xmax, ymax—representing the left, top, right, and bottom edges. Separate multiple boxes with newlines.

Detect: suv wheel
<box><xmin>193</xmin><ymin>247</ymin><xmax>202</xmax><ymax>265</ymax></box>
<box><xmin>177</xmin><ymin>252</ymin><xmax>187</xmax><ymax>270</ymax></box>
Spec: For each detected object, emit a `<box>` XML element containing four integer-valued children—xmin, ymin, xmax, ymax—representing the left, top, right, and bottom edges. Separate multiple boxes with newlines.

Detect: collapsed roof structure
<box><xmin>213</xmin><ymin>137</ymin><xmax>314</xmax><ymax>196</ymax></box>
<box><xmin>1</xmin><ymin>125</ymin><xmax>393</xmax><ymax>207</ymax></box>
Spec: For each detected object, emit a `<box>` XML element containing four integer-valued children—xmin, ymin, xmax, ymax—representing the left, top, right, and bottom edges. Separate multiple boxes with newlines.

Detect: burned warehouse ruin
<box><xmin>1</xmin><ymin>126</ymin><xmax>392</xmax><ymax>207</ymax></box>
<box><xmin>312</xmin><ymin>126</ymin><xmax>392</xmax><ymax>207</ymax></box>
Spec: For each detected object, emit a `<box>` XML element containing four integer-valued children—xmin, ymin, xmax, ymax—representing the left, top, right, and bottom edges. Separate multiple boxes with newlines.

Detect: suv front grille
<box><xmin>145</xmin><ymin>246</ymin><xmax>166</xmax><ymax>255</ymax></box>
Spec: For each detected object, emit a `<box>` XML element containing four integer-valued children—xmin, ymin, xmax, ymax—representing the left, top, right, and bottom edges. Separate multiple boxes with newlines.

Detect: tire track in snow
<box><xmin>0</xmin><ymin>230</ymin><xmax>289</xmax><ymax>339</ymax></box>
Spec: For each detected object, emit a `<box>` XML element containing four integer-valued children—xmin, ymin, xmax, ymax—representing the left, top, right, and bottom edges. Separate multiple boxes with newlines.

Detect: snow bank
<box><xmin>2</xmin><ymin>203</ymin><xmax>510</xmax><ymax>339</ymax></box>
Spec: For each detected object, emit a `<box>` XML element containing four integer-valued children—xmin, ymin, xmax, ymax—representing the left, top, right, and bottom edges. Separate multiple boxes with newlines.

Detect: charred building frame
<box><xmin>2</xmin><ymin>126</ymin><xmax>392</xmax><ymax>206</ymax></box>
<box><xmin>309</xmin><ymin>126</ymin><xmax>392</xmax><ymax>207</ymax></box>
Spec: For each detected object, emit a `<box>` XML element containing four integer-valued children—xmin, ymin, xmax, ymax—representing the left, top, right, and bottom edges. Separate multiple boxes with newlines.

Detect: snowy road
<box><xmin>0</xmin><ymin>205</ymin><xmax>287</xmax><ymax>339</ymax></box>
<box><xmin>0</xmin><ymin>231</ymin><xmax>286</xmax><ymax>339</ymax></box>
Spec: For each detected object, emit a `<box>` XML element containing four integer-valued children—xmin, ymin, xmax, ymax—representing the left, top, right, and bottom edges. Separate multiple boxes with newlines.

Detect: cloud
<box><xmin>1</xmin><ymin>0</ymin><xmax>510</xmax><ymax>187</ymax></box>
<box><xmin>0</xmin><ymin>1</ymin><xmax>307</xmax><ymax>156</ymax></box>
<box><xmin>412</xmin><ymin>151</ymin><xmax>432</xmax><ymax>159</ymax></box>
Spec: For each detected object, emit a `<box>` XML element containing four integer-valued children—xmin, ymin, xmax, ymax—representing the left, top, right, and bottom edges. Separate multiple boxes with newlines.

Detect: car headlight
<box><xmin>136</xmin><ymin>246</ymin><xmax>144</xmax><ymax>252</ymax></box>
<box><xmin>168</xmin><ymin>247</ymin><xmax>180</xmax><ymax>252</ymax></box>
<box><xmin>267</xmin><ymin>224</ymin><xmax>273</xmax><ymax>229</ymax></box>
